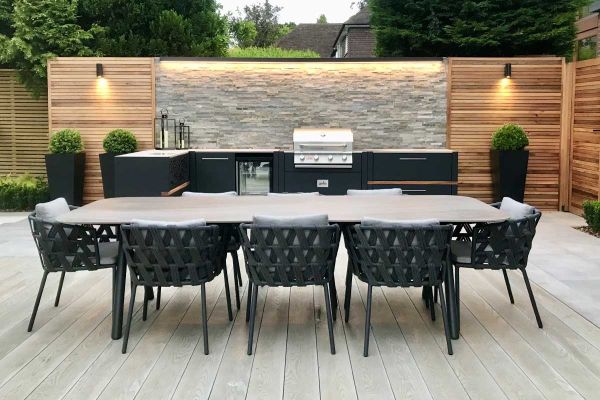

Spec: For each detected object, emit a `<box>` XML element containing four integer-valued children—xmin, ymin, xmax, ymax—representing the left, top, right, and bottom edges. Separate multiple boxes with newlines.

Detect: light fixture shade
<box><xmin>96</xmin><ymin>63</ymin><xmax>103</xmax><ymax>77</ymax></box>
<box><xmin>504</xmin><ymin>63</ymin><xmax>511</xmax><ymax>78</ymax></box>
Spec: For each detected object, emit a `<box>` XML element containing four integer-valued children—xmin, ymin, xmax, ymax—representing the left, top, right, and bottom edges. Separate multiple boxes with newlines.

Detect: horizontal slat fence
<box><xmin>447</xmin><ymin>57</ymin><xmax>564</xmax><ymax>210</ymax></box>
<box><xmin>570</xmin><ymin>58</ymin><xmax>600</xmax><ymax>214</ymax></box>
<box><xmin>0</xmin><ymin>70</ymin><xmax>48</xmax><ymax>176</ymax></box>
<box><xmin>47</xmin><ymin>57</ymin><xmax>155</xmax><ymax>203</ymax></box>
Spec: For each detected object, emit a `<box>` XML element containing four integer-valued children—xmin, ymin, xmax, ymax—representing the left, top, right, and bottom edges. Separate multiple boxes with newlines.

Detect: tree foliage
<box><xmin>229</xmin><ymin>19</ymin><xmax>257</xmax><ymax>48</ymax></box>
<box><xmin>230</xmin><ymin>1</ymin><xmax>294</xmax><ymax>48</ymax></box>
<box><xmin>370</xmin><ymin>0</ymin><xmax>586</xmax><ymax>58</ymax></box>
<box><xmin>0</xmin><ymin>0</ymin><xmax>93</xmax><ymax>96</ymax></box>
<box><xmin>317</xmin><ymin>14</ymin><xmax>328</xmax><ymax>24</ymax></box>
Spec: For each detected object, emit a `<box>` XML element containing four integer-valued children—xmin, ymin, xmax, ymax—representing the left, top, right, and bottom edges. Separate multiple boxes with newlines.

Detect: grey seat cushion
<box><xmin>347</xmin><ymin>188</ymin><xmax>402</xmax><ymax>196</ymax></box>
<box><xmin>131</xmin><ymin>219</ymin><xmax>207</xmax><ymax>228</ymax></box>
<box><xmin>181</xmin><ymin>191</ymin><xmax>237</xmax><ymax>197</ymax></box>
<box><xmin>98</xmin><ymin>242</ymin><xmax>120</xmax><ymax>265</ymax></box>
<box><xmin>35</xmin><ymin>198</ymin><xmax>70</xmax><ymax>221</ymax></box>
<box><xmin>500</xmin><ymin>197</ymin><xmax>535</xmax><ymax>220</ymax></box>
<box><xmin>253</xmin><ymin>214</ymin><xmax>329</xmax><ymax>226</ymax></box>
<box><xmin>451</xmin><ymin>241</ymin><xmax>471</xmax><ymax>264</ymax></box>
<box><xmin>361</xmin><ymin>218</ymin><xmax>439</xmax><ymax>227</ymax></box>
<box><xmin>267</xmin><ymin>192</ymin><xmax>320</xmax><ymax>197</ymax></box>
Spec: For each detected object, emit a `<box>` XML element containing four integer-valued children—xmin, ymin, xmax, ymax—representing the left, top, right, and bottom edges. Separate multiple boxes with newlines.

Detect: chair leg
<box><xmin>423</xmin><ymin>286</ymin><xmax>430</xmax><ymax>309</ymax></box>
<box><xmin>429</xmin><ymin>287</ymin><xmax>436</xmax><ymax>321</ymax></box>
<box><xmin>54</xmin><ymin>271</ymin><xmax>66</xmax><ymax>307</ymax></box>
<box><xmin>502</xmin><ymin>269</ymin><xmax>515</xmax><ymax>304</ymax></box>
<box><xmin>329</xmin><ymin>277</ymin><xmax>338</xmax><ymax>321</ymax></box>
<box><xmin>222</xmin><ymin>266</ymin><xmax>234</xmax><ymax>321</ymax></box>
<box><xmin>455</xmin><ymin>266</ymin><xmax>460</xmax><ymax>329</ymax></box>
<box><xmin>246</xmin><ymin>281</ymin><xmax>253</xmax><ymax>323</ymax></box>
<box><xmin>363</xmin><ymin>284</ymin><xmax>373</xmax><ymax>357</ymax></box>
<box><xmin>156</xmin><ymin>286</ymin><xmax>161</xmax><ymax>310</ymax></box>
<box><xmin>122</xmin><ymin>283</ymin><xmax>137</xmax><ymax>354</ymax></box>
<box><xmin>344</xmin><ymin>261</ymin><xmax>353</xmax><ymax>323</ymax></box>
<box><xmin>247</xmin><ymin>283</ymin><xmax>259</xmax><ymax>355</ymax></box>
<box><xmin>323</xmin><ymin>284</ymin><xmax>336</xmax><ymax>354</ymax></box>
<box><xmin>433</xmin><ymin>286</ymin><xmax>438</xmax><ymax>304</ymax></box>
<box><xmin>438</xmin><ymin>284</ymin><xmax>453</xmax><ymax>355</ymax></box>
<box><xmin>522</xmin><ymin>269</ymin><xmax>543</xmax><ymax>328</ymax></box>
<box><xmin>28</xmin><ymin>271</ymin><xmax>49</xmax><ymax>332</ymax></box>
<box><xmin>232</xmin><ymin>251</ymin><xmax>243</xmax><ymax>287</ymax></box>
<box><xmin>201</xmin><ymin>283</ymin><xmax>209</xmax><ymax>355</ymax></box>
<box><xmin>142</xmin><ymin>289</ymin><xmax>149</xmax><ymax>321</ymax></box>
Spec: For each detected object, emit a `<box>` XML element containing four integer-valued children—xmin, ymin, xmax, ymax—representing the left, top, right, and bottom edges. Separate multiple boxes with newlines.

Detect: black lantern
<box><xmin>504</xmin><ymin>63</ymin><xmax>512</xmax><ymax>79</ymax></box>
<box><xmin>176</xmin><ymin>119</ymin><xmax>191</xmax><ymax>149</ymax></box>
<box><xmin>154</xmin><ymin>109</ymin><xmax>176</xmax><ymax>149</ymax></box>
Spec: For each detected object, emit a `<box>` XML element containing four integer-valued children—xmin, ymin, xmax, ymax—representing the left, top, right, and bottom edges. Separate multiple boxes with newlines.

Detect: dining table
<box><xmin>58</xmin><ymin>195</ymin><xmax>509</xmax><ymax>341</ymax></box>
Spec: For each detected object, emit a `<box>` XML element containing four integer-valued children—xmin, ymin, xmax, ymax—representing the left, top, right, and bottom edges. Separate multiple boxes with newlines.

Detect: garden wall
<box><xmin>0</xmin><ymin>70</ymin><xmax>48</xmax><ymax>176</ymax></box>
<box><xmin>156</xmin><ymin>59</ymin><xmax>448</xmax><ymax>149</ymax></box>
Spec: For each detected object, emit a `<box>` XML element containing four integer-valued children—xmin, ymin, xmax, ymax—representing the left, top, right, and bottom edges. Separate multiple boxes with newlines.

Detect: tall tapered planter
<box><xmin>45</xmin><ymin>153</ymin><xmax>86</xmax><ymax>206</ymax></box>
<box><xmin>99</xmin><ymin>152</ymin><xmax>116</xmax><ymax>198</ymax></box>
<box><xmin>491</xmin><ymin>149</ymin><xmax>529</xmax><ymax>203</ymax></box>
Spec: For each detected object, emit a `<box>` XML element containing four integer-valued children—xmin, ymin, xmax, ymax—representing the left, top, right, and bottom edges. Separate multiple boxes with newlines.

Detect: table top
<box><xmin>58</xmin><ymin>195</ymin><xmax>508</xmax><ymax>225</ymax></box>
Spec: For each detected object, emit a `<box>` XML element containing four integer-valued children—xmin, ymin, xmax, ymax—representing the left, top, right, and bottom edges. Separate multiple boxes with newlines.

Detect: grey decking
<box><xmin>0</xmin><ymin>212</ymin><xmax>599</xmax><ymax>399</ymax></box>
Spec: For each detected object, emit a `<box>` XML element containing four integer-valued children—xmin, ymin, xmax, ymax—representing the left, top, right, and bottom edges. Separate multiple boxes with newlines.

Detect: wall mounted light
<box><xmin>504</xmin><ymin>63</ymin><xmax>512</xmax><ymax>79</ymax></box>
<box><xmin>96</xmin><ymin>63</ymin><xmax>103</xmax><ymax>78</ymax></box>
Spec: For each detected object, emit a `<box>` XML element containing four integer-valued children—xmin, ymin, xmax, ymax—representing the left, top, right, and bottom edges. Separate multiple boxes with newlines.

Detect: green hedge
<box><xmin>583</xmin><ymin>200</ymin><xmax>600</xmax><ymax>232</ymax></box>
<box><xmin>227</xmin><ymin>47</ymin><xmax>320</xmax><ymax>58</ymax></box>
<box><xmin>0</xmin><ymin>175</ymin><xmax>49</xmax><ymax>211</ymax></box>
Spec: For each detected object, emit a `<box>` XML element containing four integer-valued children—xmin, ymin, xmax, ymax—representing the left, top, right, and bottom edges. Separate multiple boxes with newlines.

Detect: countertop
<box><xmin>117</xmin><ymin>150</ymin><xmax>190</xmax><ymax>158</ymax></box>
<box><xmin>121</xmin><ymin>148</ymin><xmax>456</xmax><ymax>157</ymax></box>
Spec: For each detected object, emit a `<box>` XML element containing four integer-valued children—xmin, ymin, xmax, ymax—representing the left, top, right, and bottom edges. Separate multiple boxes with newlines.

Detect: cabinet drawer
<box><xmin>371</xmin><ymin>153</ymin><xmax>453</xmax><ymax>181</ymax></box>
<box><xmin>192</xmin><ymin>152</ymin><xmax>236</xmax><ymax>193</ymax></box>
<box><xmin>369</xmin><ymin>184</ymin><xmax>454</xmax><ymax>195</ymax></box>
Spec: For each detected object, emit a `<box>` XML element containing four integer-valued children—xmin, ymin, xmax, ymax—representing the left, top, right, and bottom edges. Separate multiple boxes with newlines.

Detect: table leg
<box><xmin>112</xmin><ymin>245</ymin><xmax>127</xmax><ymax>340</ymax></box>
<box><xmin>445</xmin><ymin>262</ymin><xmax>459</xmax><ymax>339</ymax></box>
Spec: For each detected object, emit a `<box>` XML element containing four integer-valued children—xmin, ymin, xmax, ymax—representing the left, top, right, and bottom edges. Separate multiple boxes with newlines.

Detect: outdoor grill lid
<box><xmin>293</xmin><ymin>128</ymin><xmax>353</xmax><ymax>145</ymax></box>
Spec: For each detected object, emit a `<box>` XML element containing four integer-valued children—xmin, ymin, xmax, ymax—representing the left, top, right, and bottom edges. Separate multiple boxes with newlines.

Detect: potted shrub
<box><xmin>490</xmin><ymin>123</ymin><xmax>530</xmax><ymax>203</ymax></box>
<box><xmin>100</xmin><ymin>129</ymin><xmax>138</xmax><ymax>198</ymax></box>
<box><xmin>583</xmin><ymin>200</ymin><xmax>600</xmax><ymax>236</ymax></box>
<box><xmin>45</xmin><ymin>129</ymin><xmax>85</xmax><ymax>205</ymax></box>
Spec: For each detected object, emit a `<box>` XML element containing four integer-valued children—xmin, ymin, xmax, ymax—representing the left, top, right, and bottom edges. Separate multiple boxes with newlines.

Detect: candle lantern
<box><xmin>176</xmin><ymin>119</ymin><xmax>191</xmax><ymax>149</ymax></box>
<box><xmin>154</xmin><ymin>109</ymin><xmax>176</xmax><ymax>149</ymax></box>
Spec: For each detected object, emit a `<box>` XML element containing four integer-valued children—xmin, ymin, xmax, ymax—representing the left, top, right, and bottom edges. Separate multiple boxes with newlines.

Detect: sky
<box><xmin>218</xmin><ymin>0</ymin><xmax>358</xmax><ymax>24</ymax></box>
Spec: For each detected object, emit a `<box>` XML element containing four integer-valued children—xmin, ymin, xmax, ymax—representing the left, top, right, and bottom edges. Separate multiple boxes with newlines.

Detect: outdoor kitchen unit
<box><xmin>293</xmin><ymin>128</ymin><xmax>353</xmax><ymax>168</ymax></box>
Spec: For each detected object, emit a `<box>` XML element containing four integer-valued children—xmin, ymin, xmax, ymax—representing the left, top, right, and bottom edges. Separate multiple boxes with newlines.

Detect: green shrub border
<box><xmin>0</xmin><ymin>175</ymin><xmax>49</xmax><ymax>211</ymax></box>
<box><xmin>583</xmin><ymin>200</ymin><xmax>600</xmax><ymax>233</ymax></box>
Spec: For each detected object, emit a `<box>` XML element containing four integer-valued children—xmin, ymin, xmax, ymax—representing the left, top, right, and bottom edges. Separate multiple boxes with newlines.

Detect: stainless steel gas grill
<box><xmin>293</xmin><ymin>128</ymin><xmax>353</xmax><ymax>168</ymax></box>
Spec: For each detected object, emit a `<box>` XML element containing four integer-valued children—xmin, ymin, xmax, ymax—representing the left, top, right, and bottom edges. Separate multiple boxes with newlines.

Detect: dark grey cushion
<box><xmin>267</xmin><ymin>192</ymin><xmax>320</xmax><ymax>197</ymax></box>
<box><xmin>182</xmin><ymin>191</ymin><xmax>237</xmax><ymax>197</ymax></box>
<box><xmin>253</xmin><ymin>214</ymin><xmax>329</xmax><ymax>226</ymax></box>
<box><xmin>500</xmin><ymin>197</ymin><xmax>535</xmax><ymax>220</ymax></box>
<box><xmin>347</xmin><ymin>188</ymin><xmax>402</xmax><ymax>196</ymax></box>
<box><xmin>360</xmin><ymin>218</ymin><xmax>440</xmax><ymax>228</ymax></box>
<box><xmin>451</xmin><ymin>241</ymin><xmax>471</xmax><ymax>264</ymax></box>
<box><xmin>35</xmin><ymin>198</ymin><xmax>70</xmax><ymax>221</ymax></box>
<box><xmin>131</xmin><ymin>219</ymin><xmax>207</xmax><ymax>228</ymax></box>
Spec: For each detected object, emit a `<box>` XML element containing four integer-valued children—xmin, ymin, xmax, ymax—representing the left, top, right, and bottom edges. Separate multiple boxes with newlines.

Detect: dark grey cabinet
<box><xmin>192</xmin><ymin>152</ymin><xmax>236</xmax><ymax>193</ymax></box>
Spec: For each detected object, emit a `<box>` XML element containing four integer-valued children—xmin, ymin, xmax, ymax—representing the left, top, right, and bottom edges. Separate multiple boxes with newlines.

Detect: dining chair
<box><xmin>181</xmin><ymin>191</ymin><xmax>243</xmax><ymax>310</ymax></box>
<box><xmin>267</xmin><ymin>192</ymin><xmax>320</xmax><ymax>196</ymax></box>
<box><xmin>346</xmin><ymin>218</ymin><xmax>453</xmax><ymax>356</ymax></box>
<box><xmin>120</xmin><ymin>219</ymin><xmax>230</xmax><ymax>354</ymax></box>
<box><xmin>346</xmin><ymin>188</ymin><xmax>403</xmax><ymax>196</ymax></box>
<box><xmin>239</xmin><ymin>214</ymin><xmax>340</xmax><ymax>355</ymax></box>
<box><xmin>28</xmin><ymin>198</ymin><xmax>120</xmax><ymax>332</ymax></box>
<box><xmin>450</xmin><ymin>197</ymin><xmax>543</xmax><ymax>329</ymax></box>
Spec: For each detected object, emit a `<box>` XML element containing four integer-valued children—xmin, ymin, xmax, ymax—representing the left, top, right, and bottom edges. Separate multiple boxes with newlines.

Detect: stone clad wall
<box><xmin>156</xmin><ymin>60</ymin><xmax>447</xmax><ymax>149</ymax></box>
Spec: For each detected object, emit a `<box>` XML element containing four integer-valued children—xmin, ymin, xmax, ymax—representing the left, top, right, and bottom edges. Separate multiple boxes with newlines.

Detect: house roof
<box><xmin>343</xmin><ymin>7</ymin><xmax>371</xmax><ymax>26</ymax></box>
<box><xmin>275</xmin><ymin>23</ymin><xmax>343</xmax><ymax>58</ymax></box>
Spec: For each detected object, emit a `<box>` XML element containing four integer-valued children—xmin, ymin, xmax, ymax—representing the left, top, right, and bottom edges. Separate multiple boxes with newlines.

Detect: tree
<box><xmin>242</xmin><ymin>0</ymin><xmax>283</xmax><ymax>47</ymax></box>
<box><xmin>370</xmin><ymin>0</ymin><xmax>585</xmax><ymax>59</ymax></box>
<box><xmin>351</xmin><ymin>0</ymin><xmax>368</xmax><ymax>9</ymax></box>
<box><xmin>0</xmin><ymin>0</ymin><xmax>93</xmax><ymax>96</ymax></box>
<box><xmin>0</xmin><ymin>0</ymin><xmax>13</xmax><ymax>37</ymax></box>
<box><xmin>317</xmin><ymin>14</ymin><xmax>327</xmax><ymax>23</ymax></box>
<box><xmin>77</xmin><ymin>0</ymin><xmax>228</xmax><ymax>56</ymax></box>
<box><xmin>229</xmin><ymin>18</ymin><xmax>257</xmax><ymax>48</ymax></box>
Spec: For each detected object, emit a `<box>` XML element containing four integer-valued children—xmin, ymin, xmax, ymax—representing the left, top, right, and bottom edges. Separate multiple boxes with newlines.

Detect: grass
<box><xmin>227</xmin><ymin>47</ymin><xmax>320</xmax><ymax>58</ymax></box>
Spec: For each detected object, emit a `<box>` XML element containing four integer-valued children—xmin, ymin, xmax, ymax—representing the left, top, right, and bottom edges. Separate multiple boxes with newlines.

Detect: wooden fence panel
<box><xmin>47</xmin><ymin>57</ymin><xmax>155</xmax><ymax>203</ymax></box>
<box><xmin>0</xmin><ymin>70</ymin><xmax>48</xmax><ymax>176</ymax></box>
<box><xmin>570</xmin><ymin>58</ymin><xmax>600</xmax><ymax>215</ymax></box>
<box><xmin>447</xmin><ymin>57</ymin><xmax>565</xmax><ymax>210</ymax></box>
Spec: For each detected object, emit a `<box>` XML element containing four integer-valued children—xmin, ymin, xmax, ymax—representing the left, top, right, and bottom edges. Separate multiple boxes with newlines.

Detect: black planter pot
<box><xmin>491</xmin><ymin>149</ymin><xmax>529</xmax><ymax>203</ymax></box>
<box><xmin>45</xmin><ymin>153</ymin><xmax>86</xmax><ymax>206</ymax></box>
<box><xmin>99</xmin><ymin>152</ymin><xmax>116</xmax><ymax>198</ymax></box>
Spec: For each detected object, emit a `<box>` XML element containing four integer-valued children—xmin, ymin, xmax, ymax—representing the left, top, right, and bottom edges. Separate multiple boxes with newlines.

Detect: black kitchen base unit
<box><xmin>114</xmin><ymin>151</ymin><xmax>190</xmax><ymax>197</ymax></box>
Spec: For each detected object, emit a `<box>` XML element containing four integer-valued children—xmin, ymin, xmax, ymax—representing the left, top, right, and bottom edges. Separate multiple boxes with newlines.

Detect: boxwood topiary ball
<box><xmin>491</xmin><ymin>123</ymin><xmax>529</xmax><ymax>151</ymax></box>
<box><xmin>103</xmin><ymin>129</ymin><xmax>138</xmax><ymax>155</ymax></box>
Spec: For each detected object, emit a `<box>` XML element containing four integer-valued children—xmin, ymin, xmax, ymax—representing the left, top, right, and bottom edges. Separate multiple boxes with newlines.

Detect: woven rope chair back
<box><xmin>28</xmin><ymin>213</ymin><xmax>101</xmax><ymax>272</ymax></box>
<box><xmin>239</xmin><ymin>224</ymin><xmax>340</xmax><ymax>287</ymax></box>
<box><xmin>470</xmin><ymin>211</ymin><xmax>541</xmax><ymax>269</ymax></box>
<box><xmin>348</xmin><ymin>224</ymin><xmax>453</xmax><ymax>287</ymax></box>
<box><xmin>121</xmin><ymin>225</ymin><xmax>223</xmax><ymax>287</ymax></box>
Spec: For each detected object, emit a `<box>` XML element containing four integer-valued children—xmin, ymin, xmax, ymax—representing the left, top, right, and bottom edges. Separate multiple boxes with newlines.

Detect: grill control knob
<box><xmin>299</xmin><ymin>155</ymin><xmax>305</xmax><ymax>161</ymax></box>
<box><xmin>342</xmin><ymin>155</ymin><xmax>348</xmax><ymax>161</ymax></box>
<box><xmin>314</xmin><ymin>155</ymin><xmax>319</xmax><ymax>161</ymax></box>
<box><xmin>328</xmin><ymin>155</ymin><xmax>333</xmax><ymax>161</ymax></box>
